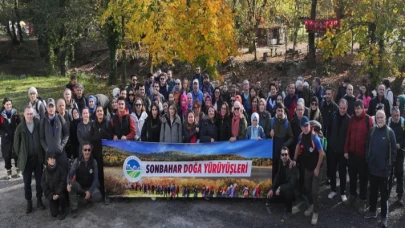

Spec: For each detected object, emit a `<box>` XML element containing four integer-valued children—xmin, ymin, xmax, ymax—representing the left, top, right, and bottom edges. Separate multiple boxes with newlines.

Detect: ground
<box><xmin>1</xmin><ymin>148</ymin><xmax>404</xmax><ymax>228</ymax></box>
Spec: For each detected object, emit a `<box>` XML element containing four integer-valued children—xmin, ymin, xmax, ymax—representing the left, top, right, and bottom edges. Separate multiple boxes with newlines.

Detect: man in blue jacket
<box><xmin>364</xmin><ymin>110</ymin><xmax>396</xmax><ymax>228</ymax></box>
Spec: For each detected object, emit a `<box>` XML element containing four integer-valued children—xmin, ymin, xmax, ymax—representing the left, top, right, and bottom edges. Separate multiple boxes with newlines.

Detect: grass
<box><xmin>0</xmin><ymin>73</ymin><xmax>115</xmax><ymax>112</ymax></box>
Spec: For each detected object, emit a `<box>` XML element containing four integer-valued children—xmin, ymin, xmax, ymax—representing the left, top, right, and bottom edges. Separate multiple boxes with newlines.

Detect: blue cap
<box><xmin>300</xmin><ymin>116</ymin><xmax>310</xmax><ymax>127</ymax></box>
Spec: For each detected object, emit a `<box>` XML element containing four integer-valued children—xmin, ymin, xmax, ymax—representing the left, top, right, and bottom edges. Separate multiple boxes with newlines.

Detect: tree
<box><xmin>0</xmin><ymin>0</ymin><xmax>27</xmax><ymax>45</ymax></box>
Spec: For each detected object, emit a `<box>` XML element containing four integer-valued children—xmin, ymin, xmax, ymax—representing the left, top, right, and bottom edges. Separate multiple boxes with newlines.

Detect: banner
<box><xmin>102</xmin><ymin>140</ymin><xmax>273</xmax><ymax>199</ymax></box>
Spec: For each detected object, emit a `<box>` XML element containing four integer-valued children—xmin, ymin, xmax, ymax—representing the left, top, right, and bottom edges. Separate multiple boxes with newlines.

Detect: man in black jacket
<box><xmin>41</xmin><ymin>152</ymin><xmax>67</xmax><ymax>220</ymax></box>
<box><xmin>327</xmin><ymin>98</ymin><xmax>350</xmax><ymax>202</ymax></box>
<box><xmin>267</xmin><ymin>146</ymin><xmax>298</xmax><ymax>220</ymax></box>
<box><xmin>367</xmin><ymin>84</ymin><xmax>391</xmax><ymax>118</ymax></box>
<box><xmin>67</xmin><ymin>142</ymin><xmax>102</xmax><ymax>218</ymax></box>
<box><xmin>387</xmin><ymin>107</ymin><xmax>404</xmax><ymax>206</ymax></box>
<box><xmin>320</xmin><ymin>87</ymin><xmax>338</xmax><ymax>140</ymax></box>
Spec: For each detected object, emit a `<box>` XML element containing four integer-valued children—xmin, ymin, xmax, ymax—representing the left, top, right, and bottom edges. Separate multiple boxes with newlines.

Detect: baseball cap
<box><xmin>300</xmin><ymin>116</ymin><xmax>310</xmax><ymax>127</ymax></box>
<box><xmin>193</xmin><ymin>79</ymin><xmax>199</xmax><ymax>84</ymax></box>
<box><xmin>47</xmin><ymin>98</ymin><xmax>55</xmax><ymax>106</ymax></box>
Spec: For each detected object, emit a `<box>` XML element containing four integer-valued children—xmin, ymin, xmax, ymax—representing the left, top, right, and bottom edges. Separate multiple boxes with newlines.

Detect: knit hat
<box><xmin>112</xmin><ymin>88</ymin><xmax>120</xmax><ymax>97</ymax></box>
<box><xmin>28</xmin><ymin>87</ymin><xmax>38</xmax><ymax>96</ymax></box>
<box><xmin>47</xmin><ymin>152</ymin><xmax>57</xmax><ymax>160</ymax></box>
<box><xmin>311</xmin><ymin>96</ymin><xmax>319</xmax><ymax>105</ymax></box>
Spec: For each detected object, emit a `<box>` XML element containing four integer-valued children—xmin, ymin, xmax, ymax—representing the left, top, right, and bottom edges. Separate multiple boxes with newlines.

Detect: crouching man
<box><xmin>41</xmin><ymin>152</ymin><xmax>67</xmax><ymax>220</ymax></box>
<box><xmin>267</xmin><ymin>146</ymin><xmax>298</xmax><ymax>220</ymax></box>
<box><xmin>67</xmin><ymin>142</ymin><xmax>102</xmax><ymax>218</ymax></box>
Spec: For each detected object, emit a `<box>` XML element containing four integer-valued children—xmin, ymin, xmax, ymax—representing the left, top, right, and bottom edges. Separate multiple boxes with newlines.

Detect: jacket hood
<box><xmin>131</xmin><ymin>111</ymin><xmax>148</xmax><ymax>121</ymax></box>
<box><xmin>398</xmin><ymin>95</ymin><xmax>405</xmax><ymax>111</ymax></box>
<box><xmin>1</xmin><ymin>108</ymin><xmax>18</xmax><ymax>117</ymax></box>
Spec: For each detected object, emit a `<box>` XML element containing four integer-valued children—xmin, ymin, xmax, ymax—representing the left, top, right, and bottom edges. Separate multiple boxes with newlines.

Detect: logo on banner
<box><xmin>123</xmin><ymin>156</ymin><xmax>142</xmax><ymax>182</ymax></box>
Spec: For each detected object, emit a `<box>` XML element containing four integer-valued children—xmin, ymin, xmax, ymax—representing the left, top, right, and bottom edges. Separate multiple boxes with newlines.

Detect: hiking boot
<box><xmin>341</xmin><ymin>194</ymin><xmax>348</xmax><ymax>203</ymax></box>
<box><xmin>380</xmin><ymin>217</ymin><xmax>388</xmax><ymax>228</ymax></box>
<box><xmin>311</xmin><ymin>213</ymin><xmax>319</xmax><ymax>225</ymax></box>
<box><xmin>304</xmin><ymin>205</ymin><xmax>313</xmax><ymax>217</ymax></box>
<box><xmin>282</xmin><ymin>211</ymin><xmax>292</xmax><ymax>220</ymax></box>
<box><xmin>363</xmin><ymin>211</ymin><xmax>378</xmax><ymax>219</ymax></box>
<box><xmin>58</xmin><ymin>211</ymin><xmax>66</xmax><ymax>220</ymax></box>
<box><xmin>328</xmin><ymin>191</ymin><xmax>337</xmax><ymax>199</ymax></box>
<box><xmin>6</xmin><ymin>170</ymin><xmax>12</xmax><ymax>179</ymax></box>
<box><xmin>357</xmin><ymin>199</ymin><xmax>367</xmax><ymax>213</ymax></box>
<box><xmin>26</xmin><ymin>200</ymin><xmax>33</xmax><ymax>214</ymax></box>
<box><xmin>37</xmin><ymin>198</ymin><xmax>45</xmax><ymax>210</ymax></box>
<box><xmin>71</xmin><ymin>209</ymin><xmax>78</xmax><ymax>218</ymax></box>
<box><xmin>16</xmin><ymin>168</ymin><xmax>22</xmax><ymax>178</ymax></box>
<box><xmin>397</xmin><ymin>195</ymin><xmax>404</xmax><ymax>206</ymax></box>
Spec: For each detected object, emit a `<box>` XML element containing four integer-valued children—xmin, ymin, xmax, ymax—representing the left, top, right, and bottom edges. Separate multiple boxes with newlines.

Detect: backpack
<box><xmin>388</xmin><ymin>117</ymin><xmax>405</xmax><ymax>130</ymax></box>
<box><xmin>270</xmin><ymin>118</ymin><xmax>288</xmax><ymax>131</ymax></box>
<box><xmin>298</xmin><ymin>132</ymin><xmax>317</xmax><ymax>156</ymax></box>
<box><xmin>386</xmin><ymin>88</ymin><xmax>396</xmax><ymax>108</ymax></box>
<box><xmin>35</xmin><ymin>96</ymin><xmax>46</xmax><ymax>114</ymax></box>
<box><xmin>368</xmin><ymin>126</ymin><xmax>392</xmax><ymax>167</ymax></box>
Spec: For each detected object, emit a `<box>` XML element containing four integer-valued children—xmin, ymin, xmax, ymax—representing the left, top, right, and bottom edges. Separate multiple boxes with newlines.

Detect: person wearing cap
<box><xmin>312</xmin><ymin>77</ymin><xmax>324</xmax><ymax>107</ymax></box>
<box><xmin>343</xmin><ymin>84</ymin><xmax>356</xmax><ymax>116</ymax></box>
<box><xmin>66</xmin><ymin>74</ymin><xmax>77</xmax><ymax>93</ymax></box>
<box><xmin>27</xmin><ymin>86</ymin><xmax>46</xmax><ymax>120</ymax></box>
<box><xmin>327</xmin><ymin>98</ymin><xmax>350</xmax><ymax>202</ymax></box>
<box><xmin>290</xmin><ymin>116</ymin><xmax>325</xmax><ymax>225</ymax></box>
<box><xmin>191</xmin><ymin>79</ymin><xmax>203</xmax><ymax>104</ymax></box>
<box><xmin>308</xmin><ymin>96</ymin><xmax>323</xmax><ymax>127</ymax></box>
<box><xmin>73</xmin><ymin>83</ymin><xmax>87</xmax><ymax>114</ymax></box>
<box><xmin>267</xmin><ymin>146</ymin><xmax>298</xmax><ymax>220</ymax></box>
<box><xmin>344</xmin><ymin>99</ymin><xmax>374</xmax><ymax>212</ymax></box>
<box><xmin>202</xmin><ymin>73</ymin><xmax>214</xmax><ymax>99</ymax></box>
<box><xmin>192</xmin><ymin>66</ymin><xmax>203</xmax><ymax>90</ymax></box>
<box><xmin>14</xmin><ymin>106</ymin><xmax>46</xmax><ymax>213</ymax></box>
<box><xmin>335</xmin><ymin>78</ymin><xmax>350</xmax><ymax>103</ymax></box>
<box><xmin>367</xmin><ymin>84</ymin><xmax>391</xmax><ymax>118</ymax></box>
<box><xmin>112</xmin><ymin>87</ymin><xmax>120</xmax><ymax>99</ymax></box>
<box><xmin>41</xmin><ymin>152</ymin><xmax>67</xmax><ymax>220</ymax></box>
<box><xmin>67</xmin><ymin>142</ymin><xmax>102</xmax><ymax>218</ymax></box>
<box><xmin>40</xmin><ymin>98</ymin><xmax>70</xmax><ymax>173</ymax></box>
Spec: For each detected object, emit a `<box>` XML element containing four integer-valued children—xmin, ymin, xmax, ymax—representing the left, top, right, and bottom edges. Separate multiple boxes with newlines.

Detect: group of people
<box><xmin>0</xmin><ymin>69</ymin><xmax>403</xmax><ymax>226</ymax></box>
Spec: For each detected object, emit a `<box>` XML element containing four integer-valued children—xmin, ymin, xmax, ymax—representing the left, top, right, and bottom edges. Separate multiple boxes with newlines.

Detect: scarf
<box><xmin>232</xmin><ymin>114</ymin><xmax>241</xmax><ymax>138</ymax></box>
<box><xmin>250</xmin><ymin>112</ymin><xmax>260</xmax><ymax>139</ymax></box>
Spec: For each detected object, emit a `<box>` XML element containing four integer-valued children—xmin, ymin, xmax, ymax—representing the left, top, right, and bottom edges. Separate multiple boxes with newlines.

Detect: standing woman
<box><xmin>141</xmin><ymin>104</ymin><xmax>161</xmax><ymax>142</ymax></box>
<box><xmin>356</xmin><ymin>84</ymin><xmax>372</xmax><ymax>111</ymax></box>
<box><xmin>178</xmin><ymin>94</ymin><xmax>189</xmax><ymax>123</ymax></box>
<box><xmin>87</xmin><ymin>95</ymin><xmax>97</xmax><ymax>121</ymax></box>
<box><xmin>68</xmin><ymin>107</ymin><xmax>81</xmax><ymax>160</ymax></box>
<box><xmin>160</xmin><ymin>104</ymin><xmax>182</xmax><ymax>143</ymax></box>
<box><xmin>90</xmin><ymin>106</ymin><xmax>112</xmax><ymax>196</ymax></box>
<box><xmin>203</xmin><ymin>95</ymin><xmax>212</xmax><ymax>115</ymax></box>
<box><xmin>192</xmin><ymin>99</ymin><xmax>205</xmax><ymax>126</ymax></box>
<box><xmin>27</xmin><ymin>87</ymin><xmax>46</xmax><ymax>120</ymax></box>
<box><xmin>250</xmin><ymin>96</ymin><xmax>260</xmax><ymax>116</ymax></box>
<box><xmin>200</xmin><ymin>106</ymin><xmax>218</xmax><ymax>143</ymax></box>
<box><xmin>187</xmin><ymin>93</ymin><xmax>193</xmax><ymax>110</ymax></box>
<box><xmin>213</xmin><ymin>88</ymin><xmax>223</xmax><ymax>112</ymax></box>
<box><xmin>0</xmin><ymin>98</ymin><xmax>21</xmax><ymax>179</ymax></box>
<box><xmin>63</xmin><ymin>88</ymin><xmax>78</xmax><ymax>116</ymax></box>
<box><xmin>308</xmin><ymin>96</ymin><xmax>323</xmax><ymax>127</ymax></box>
<box><xmin>229</xmin><ymin>101</ymin><xmax>248</xmax><ymax>142</ymax></box>
<box><xmin>183</xmin><ymin>111</ymin><xmax>199</xmax><ymax>143</ymax></box>
<box><xmin>107</xmin><ymin>97</ymin><xmax>118</xmax><ymax>122</ymax></box>
<box><xmin>131</xmin><ymin>97</ymin><xmax>148</xmax><ymax>141</ymax></box>
<box><xmin>266</xmin><ymin>83</ymin><xmax>278</xmax><ymax>116</ymax></box>
<box><xmin>216</xmin><ymin>102</ymin><xmax>231</xmax><ymax>141</ymax></box>
<box><xmin>258</xmin><ymin>98</ymin><xmax>271</xmax><ymax>138</ymax></box>
<box><xmin>77</xmin><ymin>107</ymin><xmax>93</xmax><ymax>154</ymax></box>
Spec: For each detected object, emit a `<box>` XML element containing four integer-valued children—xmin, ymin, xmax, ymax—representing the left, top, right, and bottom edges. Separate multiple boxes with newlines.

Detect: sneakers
<box><xmin>58</xmin><ymin>211</ymin><xmax>66</xmax><ymax>220</ymax></box>
<box><xmin>304</xmin><ymin>205</ymin><xmax>313</xmax><ymax>217</ymax></box>
<box><xmin>37</xmin><ymin>198</ymin><xmax>46</xmax><ymax>210</ymax></box>
<box><xmin>6</xmin><ymin>170</ymin><xmax>12</xmax><ymax>179</ymax></box>
<box><xmin>26</xmin><ymin>200</ymin><xmax>33</xmax><ymax>214</ymax></box>
<box><xmin>282</xmin><ymin>211</ymin><xmax>292</xmax><ymax>220</ymax></box>
<box><xmin>311</xmin><ymin>213</ymin><xmax>319</xmax><ymax>225</ymax></box>
<box><xmin>328</xmin><ymin>191</ymin><xmax>337</xmax><ymax>199</ymax></box>
<box><xmin>71</xmin><ymin>209</ymin><xmax>78</xmax><ymax>218</ymax></box>
<box><xmin>380</xmin><ymin>217</ymin><xmax>388</xmax><ymax>228</ymax></box>
<box><xmin>16</xmin><ymin>168</ymin><xmax>22</xmax><ymax>178</ymax></box>
<box><xmin>357</xmin><ymin>199</ymin><xmax>367</xmax><ymax>213</ymax></box>
<box><xmin>363</xmin><ymin>211</ymin><xmax>378</xmax><ymax>219</ymax></box>
<box><xmin>341</xmin><ymin>194</ymin><xmax>348</xmax><ymax>203</ymax></box>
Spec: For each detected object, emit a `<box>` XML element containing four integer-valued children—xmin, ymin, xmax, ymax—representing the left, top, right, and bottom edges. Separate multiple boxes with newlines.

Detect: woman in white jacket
<box><xmin>131</xmin><ymin>97</ymin><xmax>148</xmax><ymax>141</ymax></box>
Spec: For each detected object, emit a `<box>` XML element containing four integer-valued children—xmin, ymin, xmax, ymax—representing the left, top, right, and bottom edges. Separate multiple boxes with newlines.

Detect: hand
<box><xmin>121</xmin><ymin>136</ymin><xmax>127</xmax><ymax>140</ymax></box>
<box><xmin>113</xmin><ymin>135</ymin><xmax>118</xmax><ymax>141</ymax></box>
<box><xmin>229</xmin><ymin>137</ymin><xmax>236</xmax><ymax>142</ymax></box>
<box><xmin>276</xmin><ymin>189</ymin><xmax>280</xmax><ymax>196</ymax></box>
<box><xmin>211</xmin><ymin>138</ymin><xmax>215</xmax><ymax>143</ymax></box>
<box><xmin>270</xmin><ymin>130</ymin><xmax>274</xmax><ymax>138</ymax></box>
<box><xmin>67</xmin><ymin>184</ymin><xmax>71</xmax><ymax>192</ymax></box>
<box><xmin>344</xmin><ymin>153</ymin><xmax>349</xmax><ymax>160</ymax></box>
<box><xmin>85</xmin><ymin>191</ymin><xmax>91</xmax><ymax>200</ymax></box>
<box><xmin>314</xmin><ymin>167</ymin><xmax>320</xmax><ymax>177</ymax></box>
<box><xmin>53</xmin><ymin>195</ymin><xmax>59</xmax><ymax>200</ymax></box>
<box><xmin>267</xmin><ymin>190</ymin><xmax>273</xmax><ymax>199</ymax></box>
<box><xmin>397</xmin><ymin>144</ymin><xmax>400</xmax><ymax>149</ymax></box>
<box><xmin>257</xmin><ymin>137</ymin><xmax>261</xmax><ymax>140</ymax></box>
<box><xmin>289</xmin><ymin>160</ymin><xmax>296</xmax><ymax>168</ymax></box>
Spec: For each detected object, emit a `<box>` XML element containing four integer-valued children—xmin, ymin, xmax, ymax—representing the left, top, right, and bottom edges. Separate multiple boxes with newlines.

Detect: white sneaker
<box><xmin>304</xmin><ymin>205</ymin><xmax>313</xmax><ymax>216</ymax></box>
<box><xmin>328</xmin><ymin>191</ymin><xmax>337</xmax><ymax>199</ymax></box>
<box><xmin>311</xmin><ymin>213</ymin><xmax>319</xmax><ymax>225</ymax></box>
<box><xmin>341</xmin><ymin>194</ymin><xmax>347</xmax><ymax>203</ymax></box>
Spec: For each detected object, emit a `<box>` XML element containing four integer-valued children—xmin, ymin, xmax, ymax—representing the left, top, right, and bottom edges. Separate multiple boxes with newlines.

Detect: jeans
<box><xmin>305</xmin><ymin>168</ymin><xmax>321</xmax><ymax>212</ymax></box>
<box><xmin>22</xmin><ymin>157</ymin><xmax>43</xmax><ymax>200</ymax></box>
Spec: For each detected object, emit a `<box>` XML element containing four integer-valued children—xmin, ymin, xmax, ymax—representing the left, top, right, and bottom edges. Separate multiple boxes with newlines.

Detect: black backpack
<box><xmin>35</xmin><ymin>96</ymin><xmax>47</xmax><ymax>114</ymax></box>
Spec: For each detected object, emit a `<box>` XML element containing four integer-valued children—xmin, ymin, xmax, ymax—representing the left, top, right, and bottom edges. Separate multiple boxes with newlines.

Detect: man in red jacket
<box><xmin>110</xmin><ymin>97</ymin><xmax>136</xmax><ymax>141</ymax></box>
<box><xmin>344</xmin><ymin>99</ymin><xmax>373</xmax><ymax>212</ymax></box>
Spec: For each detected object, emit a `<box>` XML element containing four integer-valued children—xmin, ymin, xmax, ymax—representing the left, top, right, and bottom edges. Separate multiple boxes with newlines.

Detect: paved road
<box><xmin>0</xmin><ymin>151</ymin><xmax>404</xmax><ymax>228</ymax></box>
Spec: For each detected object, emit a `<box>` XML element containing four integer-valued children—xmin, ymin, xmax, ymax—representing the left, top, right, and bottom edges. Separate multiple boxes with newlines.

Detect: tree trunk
<box><xmin>106</xmin><ymin>18</ymin><xmax>120</xmax><ymax>85</ymax></box>
<box><xmin>15</xmin><ymin>0</ymin><xmax>23</xmax><ymax>43</ymax></box>
<box><xmin>121</xmin><ymin>16</ymin><xmax>126</xmax><ymax>85</ymax></box>
<box><xmin>10</xmin><ymin>22</ymin><xmax>19</xmax><ymax>45</ymax></box>
<box><xmin>368</xmin><ymin>23</ymin><xmax>377</xmax><ymax>86</ymax></box>
<box><xmin>307</xmin><ymin>0</ymin><xmax>317</xmax><ymax>68</ymax></box>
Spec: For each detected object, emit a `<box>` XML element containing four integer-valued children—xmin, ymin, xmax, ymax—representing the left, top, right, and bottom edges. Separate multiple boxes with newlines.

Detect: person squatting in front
<box><xmin>67</xmin><ymin>142</ymin><xmax>102</xmax><ymax>218</ymax></box>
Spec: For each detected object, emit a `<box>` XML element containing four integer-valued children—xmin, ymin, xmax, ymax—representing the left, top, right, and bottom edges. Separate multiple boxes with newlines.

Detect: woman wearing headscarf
<box><xmin>178</xmin><ymin>94</ymin><xmax>189</xmax><ymax>123</ymax></box>
<box><xmin>258</xmin><ymin>98</ymin><xmax>271</xmax><ymax>138</ymax></box>
<box><xmin>235</xmin><ymin>95</ymin><xmax>250</xmax><ymax>125</ymax></box>
<box><xmin>172</xmin><ymin>79</ymin><xmax>182</xmax><ymax>104</ymax></box>
<box><xmin>87</xmin><ymin>95</ymin><xmax>97</xmax><ymax>121</ymax></box>
<box><xmin>229</xmin><ymin>101</ymin><xmax>247</xmax><ymax>142</ymax></box>
<box><xmin>187</xmin><ymin>93</ymin><xmax>193</xmax><ymax>110</ymax></box>
<box><xmin>107</xmin><ymin>97</ymin><xmax>118</xmax><ymax>122</ymax></box>
<box><xmin>68</xmin><ymin>107</ymin><xmax>81</xmax><ymax>160</ymax></box>
<box><xmin>246</xmin><ymin>112</ymin><xmax>265</xmax><ymax>140</ymax></box>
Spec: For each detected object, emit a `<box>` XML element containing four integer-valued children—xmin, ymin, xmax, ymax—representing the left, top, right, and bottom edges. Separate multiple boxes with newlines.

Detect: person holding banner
<box><xmin>110</xmin><ymin>96</ymin><xmax>136</xmax><ymax>141</ymax></box>
<box><xmin>246</xmin><ymin>112</ymin><xmax>265</xmax><ymax>140</ymax></box>
<box><xmin>183</xmin><ymin>111</ymin><xmax>199</xmax><ymax>143</ymax></box>
<box><xmin>160</xmin><ymin>103</ymin><xmax>183</xmax><ymax>143</ymax></box>
<box><xmin>229</xmin><ymin>101</ymin><xmax>247</xmax><ymax>142</ymax></box>
<box><xmin>216</xmin><ymin>102</ymin><xmax>231</xmax><ymax>141</ymax></box>
<box><xmin>267</xmin><ymin>146</ymin><xmax>298</xmax><ymax>220</ymax></box>
<box><xmin>141</xmin><ymin>104</ymin><xmax>162</xmax><ymax>142</ymax></box>
<box><xmin>131</xmin><ymin>97</ymin><xmax>148</xmax><ymax>141</ymax></box>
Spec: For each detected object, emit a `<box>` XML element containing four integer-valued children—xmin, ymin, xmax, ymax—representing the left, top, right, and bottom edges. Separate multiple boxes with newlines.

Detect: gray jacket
<box><xmin>160</xmin><ymin>115</ymin><xmax>182</xmax><ymax>143</ymax></box>
<box><xmin>77</xmin><ymin>120</ymin><xmax>93</xmax><ymax>149</ymax></box>
<box><xmin>40</xmin><ymin>113</ymin><xmax>70</xmax><ymax>155</ymax></box>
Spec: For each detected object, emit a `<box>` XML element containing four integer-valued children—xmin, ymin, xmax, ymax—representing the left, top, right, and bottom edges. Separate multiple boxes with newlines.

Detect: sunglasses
<box><xmin>175</xmin><ymin>83</ymin><xmax>180</xmax><ymax>85</ymax></box>
<box><xmin>83</xmin><ymin>148</ymin><xmax>91</xmax><ymax>152</ymax></box>
<box><xmin>135</xmin><ymin>104</ymin><xmax>142</xmax><ymax>107</ymax></box>
<box><xmin>311</xmin><ymin>102</ymin><xmax>317</xmax><ymax>105</ymax></box>
<box><xmin>234</xmin><ymin>107</ymin><xmax>240</xmax><ymax>110</ymax></box>
<box><xmin>193</xmin><ymin>106</ymin><xmax>200</xmax><ymax>109</ymax></box>
<box><xmin>160</xmin><ymin>78</ymin><xmax>165</xmax><ymax>80</ymax></box>
<box><xmin>129</xmin><ymin>93</ymin><xmax>134</xmax><ymax>96</ymax></box>
<box><xmin>281</xmin><ymin>153</ymin><xmax>288</xmax><ymax>157</ymax></box>
<box><xmin>132</xmin><ymin>79</ymin><xmax>137</xmax><ymax>81</ymax></box>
